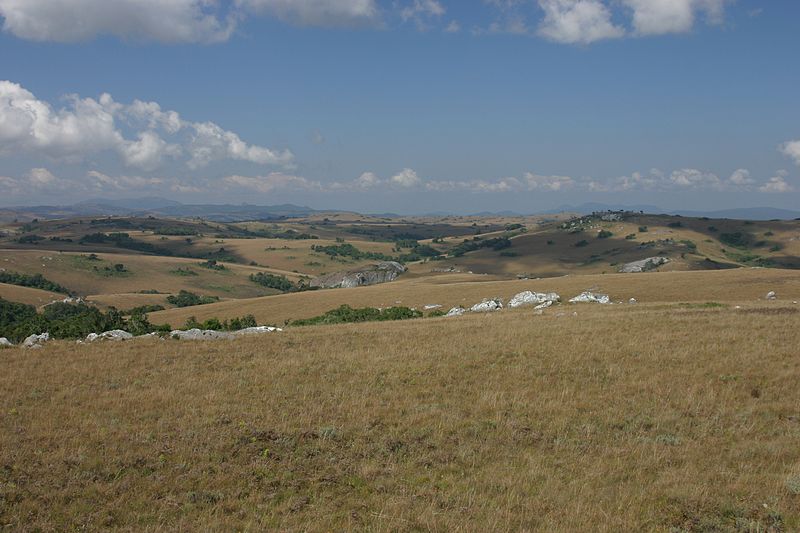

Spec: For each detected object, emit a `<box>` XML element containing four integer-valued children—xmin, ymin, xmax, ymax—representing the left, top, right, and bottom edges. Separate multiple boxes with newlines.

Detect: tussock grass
<box><xmin>1</xmin><ymin>304</ymin><xmax>799</xmax><ymax>530</ymax></box>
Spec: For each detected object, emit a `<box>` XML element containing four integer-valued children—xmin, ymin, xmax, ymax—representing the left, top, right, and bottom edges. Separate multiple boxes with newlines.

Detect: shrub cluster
<box><xmin>450</xmin><ymin>237</ymin><xmax>511</xmax><ymax>257</ymax></box>
<box><xmin>0</xmin><ymin>271</ymin><xmax>71</xmax><ymax>294</ymax></box>
<box><xmin>166</xmin><ymin>290</ymin><xmax>219</xmax><ymax>308</ymax></box>
<box><xmin>292</xmin><ymin>305</ymin><xmax>422</xmax><ymax>326</ymax></box>
<box><xmin>249</xmin><ymin>272</ymin><xmax>295</xmax><ymax>292</ymax></box>
<box><xmin>184</xmin><ymin>314</ymin><xmax>258</xmax><ymax>331</ymax></box>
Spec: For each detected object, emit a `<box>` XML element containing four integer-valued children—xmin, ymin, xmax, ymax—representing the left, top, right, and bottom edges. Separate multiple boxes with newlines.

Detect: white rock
<box><xmin>766</xmin><ymin>291</ymin><xmax>777</xmax><ymax>300</ymax></box>
<box><xmin>618</xmin><ymin>257</ymin><xmax>670</xmax><ymax>273</ymax></box>
<box><xmin>85</xmin><ymin>330</ymin><xmax>133</xmax><ymax>342</ymax></box>
<box><xmin>508</xmin><ymin>291</ymin><xmax>560</xmax><ymax>309</ymax></box>
<box><xmin>232</xmin><ymin>326</ymin><xmax>283</xmax><ymax>336</ymax></box>
<box><xmin>170</xmin><ymin>329</ymin><xmax>235</xmax><ymax>340</ymax></box>
<box><xmin>23</xmin><ymin>332</ymin><xmax>49</xmax><ymax>348</ymax></box>
<box><xmin>470</xmin><ymin>298</ymin><xmax>503</xmax><ymax>313</ymax></box>
<box><xmin>445</xmin><ymin>306</ymin><xmax>466</xmax><ymax>317</ymax></box>
<box><xmin>629</xmin><ymin>298</ymin><xmax>637</xmax><ymax>304</ymax></box>
<box><xmin>0</xmin><ymin>337</ymin><xmax>13</xmax><ymax>348</ymax></box>
<box><xmin>534</xmin><ymin>300</ymin><xmax>553</xmax><ymax>310</ymax></box>
<box><xmin>423</xmin><ymin>304</ymin><xmax>442</xmax><ymax>310</ymax></box>
<box><xmin>569</xmin><ymin>292</ymin><xmax>611</xmax><ymax>304</ymax></box>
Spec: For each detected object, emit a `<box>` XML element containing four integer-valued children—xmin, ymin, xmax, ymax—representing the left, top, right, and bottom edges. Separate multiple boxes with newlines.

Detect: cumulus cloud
<box><xmin>780</xmin><ymin>140</ymin><xmax>800</xmax><ymax>167</ymax></box>
<box><xmin>236</xmin><ymin>0</ymin><xmax>380</xmax><ymax>27</ymax></box>
<box><xmin>728</xmin><ymin>168</ymin><xmax>755</xmax><ymax>187</ymax></box>
<box><xmin>86</xmin><ymin>170</ymin><xmax>164</xmax><ymax>190</ymax></box>
<box><xmin>399</xmin><ymin>0</ymin><xmax>445</xmax><ymax>29</ymax></box>
<box><xmin>0</xmin><ymin>80</ymin><xmax>293</xmax><ymax>171</ymax></box>
<box><xmin>390</xmin><ymin>168</ymin><xmax>422</xmax><ymax>187</ymax></box>
<box><xmin>222</xmin><ymin>173</ymin><xmax>322</xmax><ymax>193</ymax></box>
<box><xmin>0</xmin><ymin>0</ymin><xmax>235</xmax><ymax>43</ymax></box>
<box><xmin>622</xmin><ymin>0</ymin><xmax>728</xmax><ymax>36</ymax></box>
<box><xmin>758</xmin><ymin>171</ymin><xmax>793</xmax><ymax>193</ymax></box>
<box><xmin>537</xmin><ymin>0</ymin><xmax>624</xmax><ymax>44</ymax></box>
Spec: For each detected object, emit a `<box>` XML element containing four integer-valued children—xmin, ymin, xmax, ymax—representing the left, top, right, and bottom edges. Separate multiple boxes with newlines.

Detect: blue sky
<box><xmin>1</xmin><ymin>0</ymin><xmax>799</xmax><ymax>213</ymax></box>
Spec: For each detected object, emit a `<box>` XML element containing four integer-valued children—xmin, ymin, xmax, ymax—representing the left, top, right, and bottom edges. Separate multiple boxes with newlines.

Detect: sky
<box><xmin>0</xmin><ymin>0</ymin><xmax>799</xmax><ymax>214</ymax></box>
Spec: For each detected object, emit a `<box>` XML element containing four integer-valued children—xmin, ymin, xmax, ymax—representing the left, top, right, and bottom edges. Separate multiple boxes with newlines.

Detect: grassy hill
<box><xmin>1</xmin><ymin>300</ymin><xmax>799</xmax><ymax>530</ymax></box>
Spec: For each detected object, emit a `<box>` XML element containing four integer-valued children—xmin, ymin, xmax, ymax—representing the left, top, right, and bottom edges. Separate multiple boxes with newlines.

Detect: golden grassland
<box><xmin>0</xmin><ymin>282</ymin><xmax>63</xmax><ymax>308</ymax></box>
<box><xmin>150</xmin><ymin>267</ymin><xmax>800</xmax><ymax>327</ymax></box>
<box><xmin>1</xmin><ymin>303</ymin><xmax>799</xmax><ymax>530</ymax></box>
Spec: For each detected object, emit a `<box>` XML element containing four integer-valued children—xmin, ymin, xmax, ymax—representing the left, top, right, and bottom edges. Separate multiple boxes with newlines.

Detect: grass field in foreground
<box><xmin>1</xmin><ymin>303</ymin><xmax>799</xmax><ymax>531</ymax></box>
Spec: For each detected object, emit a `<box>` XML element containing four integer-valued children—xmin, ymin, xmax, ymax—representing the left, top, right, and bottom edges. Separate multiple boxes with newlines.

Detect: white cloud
<box><xmin>0</xmin><ymin>80</ymin><xmax>293</xmax><ymax>171</ymax></box>
<box><xmin>622</xmin><ymin>0</ymin><xmax>728</xmax><ymax>36</ymax></box>
<box><xmin>758</xmin><ymin>171</ymin><xmax>793</xmax><ymax>193</ymax></box>
<box><xmin>236</xmin><ymin>0</ymin><xmax>380</xmax><ymax>27</ymax></box>
<box><xmin>400</xmin><ymin>0</ymin><xmax>445</xmax><ymax>29</ymax></box>
<box><xmin>0</xmin><ymin>0</ymin><xmax>234</xmax><ymax>43</ymax></box>
<box><xmin>728</xmin><ymin>168</ymin><xmax>755</xmax><ymax>187</ymax></box>
<box><xmin>390</xmin><ymin>168</ymin><xmax>422</xmax><ymax>188</ymax></box>
<box><xmin>86</xmin><ymin>170</ymin><xmax>164</xmax><ymax>191</ymax></box>
<box><xmin>780</xmin><ymin>140</ymin><xmax>800</xmax><ymax>167</ymax></box>
<box><xmin>668</xmin><ymin>168</ymin><xmax>723</xmax><ymax>189</ymax></box>
<box><xmin>523</xmin><ymin>172</ymin><xmax>575</xmax><ymax>190</ymax></box>
<box><xmin>352</xmin><ymin>171</ymin><xmax>382</xmax><ymax>189</ymax></box>
<box><xmin>222</xmin><ymin>173</ymin><xmax>322</xmax><ymax>193</ymax></box>
<box><xmin>537</xmin><ymin>0</ymin><xmax>624</xmax><ymax>44</ymax></box>
<box><xmin>444</xmin><ymin>20</ymin><xmax>461</xmax><ymax>33</ymax></box>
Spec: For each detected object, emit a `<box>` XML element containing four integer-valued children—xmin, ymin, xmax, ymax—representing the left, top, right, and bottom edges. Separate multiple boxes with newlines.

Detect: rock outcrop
<box><xmin>232</xmin><ymin>326</ymin><xmax>283</xmax><ymax>336</ymax></box>
<box><xmin>0</xmin><ymin>337</ymin><xmax>13</xmax><ymax>348</ymax></box>
<box><xmin>569</xmin><ymin>292</ymin><xmax>611</xmax><ymax>304</ymax></box>
<box><xmin>310</xmin><ymin>261</ymin><xmax>406</xmax><ymax>289</ymax></box>
<box><xmin>445</xmin><ymin>307</ymin><xmax>466</xmax><ymax>317</ymax></box>
<box><xmin>470</xmin><ymin>298</ymin><xmax>503</xmax><ymax>312</ymax></box>
<box><xmin>85</xmin><ymin>330</ymin><xmax>133</xmax><ymax>342</ymax></box>
<box><xmin>23</xmin><ymin>333</ymin><xmax>49</xmax><ymax>349</ymax></box>
<box><xmin>618</xmin><ymin>257</ymin><xmax>669</xmax><ymax>273</ymax></box>
<box><xmin>508</xmin><ymin>291</ymin><xmax>560</xmax><ymax>308</ymax></box>
<box><xmin>170</xmin><ymin>329</ymin><xmax>235</xmax><ymax>340</ymax></box>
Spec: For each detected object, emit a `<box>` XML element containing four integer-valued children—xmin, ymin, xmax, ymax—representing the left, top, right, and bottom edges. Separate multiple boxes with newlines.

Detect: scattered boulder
<box><xmin>619</xmin><ymin>257</ymin><xmax>670</xmax><ymax>273</ymax></box>
<box><xmin>170</xmin><ymin>329</ymin><xmax>235</xmax><ymax>341</ymax></box>
<box><xmin>629</xmin><ymin>298</ymin><xmax>638</xmax><ymax>304</ymax></box>
<box><xmin>569</xmin><ymin>292</ymin><xmax>611</xmax><ymax>304</ymax></box>
<box><xmin>534</xmin><ymin>300</ymin><xmax>554</xmax><ymax>310</ymax></box>
<box><xmin>0</xmin><ymin>337</ymin><xmax>13</xmax><ymax>348</ymax></box>
<box><xmin>23</xmin><ymin>332</ymin><xmax>49</xmax><ymax>349</ymax></box>
<box><xmin>766</xmin><ymin>291</ymin><xmax>777</xmax><ymax>300</ymax></box>
<box><xmin>232</xmin><ymin>326</ymin><xmax>283</xmax><ymax>336</ymax></box>
<box><xmin>310</xmin><ymin>261</ymin><xmax>406</xmax><ymax>289</ymax></box>
<box><xmin>470</xmin><ymin>298</ymin><xmax>503</xmax><ymax>313</ymax></box>
<box><xmin>424</xmin><ymin>304</ymin><xmax>442</xmax><ymax>310</ymax></box>
<box><xmin>85</xmin><ymin>330</ymin><xmax>133</xmax><ymax>342</ymax></box>
<box><xmin>445</xmin><ymin>306</ymin><xmax>466</xmax><ymax>317</ymax></box>
<box><xmin>508</xmin><ymin>291</ymin><xmax>560</xmax><ymax>309</ymax></box>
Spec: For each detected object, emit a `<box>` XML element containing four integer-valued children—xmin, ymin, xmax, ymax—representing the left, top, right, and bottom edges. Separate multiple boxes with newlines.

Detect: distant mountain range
<box><xmin>1</xmin><ymin>197</ymin><xmax>798</xmax><ymax>223</ymax></box>
<box><xmin>0</xmin><ymin>197</ymin><xmax>320</xmax><ymax>223</ymax></box>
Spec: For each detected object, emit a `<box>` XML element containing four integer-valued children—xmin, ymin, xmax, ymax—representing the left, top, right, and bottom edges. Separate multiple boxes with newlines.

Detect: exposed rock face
<box><xmin>85</xmin><ymin>330</ymin><xmax>133</xmax><ymax>342</ymax></box>
<box><xmin>445</xmin><ymin>307</ymin><xmax>466</xmax><ymax>317</ymax></box>
<box><xmin>535</xmin><ymin>300</ymin><xmax>554</xmax><ymax>310</ymax></box>
<box><xmin>23</xmin><ymin>332</ymin><xmax>49</xmax><ymax>348</ymax></box>
<box><xmin>619</xmin><ymin>257</ymin><xmax>670</xmax><ymax>273</ymax></box>
<box><xmin>569</xmin><ymin>292</ymin><xmax>611</xmax><ymax>304</ymax></box>
<box><xmin>0</xmin><ymin>337</ymin><xmax>13</xmax><ymax>348</ymax></box>
<box><xmin>470</xmin><ymin>298</ymin><xmax>503</xmax><ymax>312</ymax></box>
<box><xmin>310</xmin><ymin>261</ymin><xmax>406</xmax><ymax>289</ymax></box>
<box><xmin>508</xmin><ymin>291</ymin><xmax>560</xmax><ymax>309</ymax></box>
<box><xmin>170</xmin><ymin>329</ymin><xmax>235</xmax><ymax>340</ymax></box>
<box><xmin>232</xmin><ymin>326</ymin><xmax>283</xmax><ymax>336</ymax></box>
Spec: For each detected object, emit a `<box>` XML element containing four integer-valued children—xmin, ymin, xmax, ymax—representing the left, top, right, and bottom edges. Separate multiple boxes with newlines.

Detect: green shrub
<box><xmin>166</xmin><ymin>291</ymin><xmax>219</xmax><ymax>308</ymax></box>
<box><xmin>638</xmin><ymin>226</ymin><xmax>648</xmax><ymax>233</ymax></box>
<box><xmin>292</xmin><ymin>305</ymin><xmax>422</xmax><ymax>326</ymax></box>
<box><xmin>0</xmin><ymin>271</ymin><xmax>71</xmax><ymax>294</ymax></box>
<box><xmin>250</xmin><ymin>272</ymin><xmax>295</xmax><ymax>292</ymax></box>
<box><xmin>574</xmin><ymin>240</ymin><xmax>589</xmax><ymax>247</ymax></box>
<box><xmin>597</xmin><ymin>230</ymin><xmax>613</xmax><ymax>239</ymax></box>
<box><xmin>170</xmin><ymin>268</ymin><xmax>198</xmax><ymax>276</ymax></box>
<box><xmin>719</xmin><ymin>232</ymin><xmax>751</xmax><ymax>248</ymax></box>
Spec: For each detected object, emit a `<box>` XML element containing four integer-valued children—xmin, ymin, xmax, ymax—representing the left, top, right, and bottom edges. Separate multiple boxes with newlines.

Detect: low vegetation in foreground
<box><xmin>1</xmin><ymin>304</ymin><xmax>799</xmax><ymax>530</ymax></box>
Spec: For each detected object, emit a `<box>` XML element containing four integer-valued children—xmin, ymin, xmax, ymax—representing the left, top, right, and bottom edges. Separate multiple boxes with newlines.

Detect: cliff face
<box><xmin>310</xmin><ymin>261</ymin><xmax>406</xmax><ymax>289</ymax></box>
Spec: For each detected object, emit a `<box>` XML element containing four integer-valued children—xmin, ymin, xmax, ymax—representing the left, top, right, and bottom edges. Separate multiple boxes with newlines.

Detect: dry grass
<box><xmin>150</xmin><ymin>267</ymin><xmax>800</xmax><ymax>327</ymax></box>
<box><xmin>1</xmin><ymin>304</ymin><xmax>799</xmax><ymax>531</ymax></box>
<box><xmin>0</xmin><ymin>282</ymin><xmax>63</xmax><ymax>308</ymax></box>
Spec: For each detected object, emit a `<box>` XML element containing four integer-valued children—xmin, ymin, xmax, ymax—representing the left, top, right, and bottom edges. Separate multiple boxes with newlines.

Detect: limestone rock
<box><xmin>508</xmin><ymin>291</ymin><xmax>560</xmax><ymax>309</ymax></box>
<box><xmin>0</xmin><ymin>337</ymin><xmax>13</xmax><ymax>348</ymax></box>
<box><xmin>445</xmin><ymin>306</ymin><xmax>466</xmax><ymax>317</ymax></box>
<box><xmin>470</xmin><ymin>298</ymin><xmax>503</xmax><ymax>313</ymax></box>
<box><xmin>85</xmin><ymin>330</ymin><xmax>133</xmax><ymax>342</ymax></box>
<box><xmin>23</xmin><ymin>332</ymin><xmax>49</xmax><ymax>348</ymax></box>
<box><xmin>310</xmin><ymin>261</ymin><xmax>406</xmax><ymax>289</ymax></box>
<box><xmin>170</xmin><ymin>329</ymin><xmax>235</xmax><ymax>340</ymax></box>
<box><xmin>766</xmin><ymin>291</ymin><xmax>777</xmax><ymax>300</ymax></box>
<box><xmin>569</xmin><ymin>292</ymin><xmax>611</xmax><ymax>304</ymax></box>
<box><xmin>618</xmin><ymin>257</ymin><xmax>670</xmax><ymax>273</ymax></box>
<box><xmin>232</xmin><ymin>326</ymin><xmax>283</xmax><ymax>336</ymax></box>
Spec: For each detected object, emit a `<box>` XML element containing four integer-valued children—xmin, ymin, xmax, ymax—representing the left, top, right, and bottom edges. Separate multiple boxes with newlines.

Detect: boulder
<box><xmin>310</xmin><ymin>261</ymin><xmax>406</xmax><ymax>289</ymax></box>
<box><xmin>629</xmin><ymin>298</ymin><xmax>638</xmax><ymax>304</ymax></box>
<box><xmin>766</xmin><ymin>291</ymin><xmax>777</xmax><ymax>300</ymax></box>
<box><xmin>0</xmin><ymin>337</ymin><xmax>13</xmax><ymax>348</ymax></box>
<box><xmin>534</xmin><ymin>300</ymin><xmax>554</xmax><ymax>310</ymax></box>
<box><xmin>85</xmin><ymin>330</ymin><xmax>133</xmax><ymax>342</ymax></box>
<box><xmin>508</xmin><ymin>291</ymin><xmax>560</xmax><ymax>308</ymax></box>
<box><xmin>170</xmin><ymin>329</ymin><xmax>235</xmax><ymax>340</ymax></box>
<box><xmin>470</xmin><ymin>298</ymin><xmax>503</xmax><ymax>313</ymax></box>
<box><xmin>23</xmin><ymin>332</ymin><xmax>49</xmax><ymax>348</ymax></box>
<box><xmin>232</xmin><ymin>326</ymin><xmax>283</xmax><ymax>336</ymax></box>
<box><xmin>618</xmin><ymin>257</ymin><xmax>670</xmax><ymax>273</ymax></box>
<box><xmin>445</xmin><ymin>307</ymin><xmax>466</xmax><ymax>317</ymax></box>
<box><xmin>423</xmin><ymin>304</ymin><xmax>442</xmax><ymax>310</ymax></box>
<box><xmin>569</xmin><ymin>292</ymin><xmax>611</xmax><ymax>304</ymax></box>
